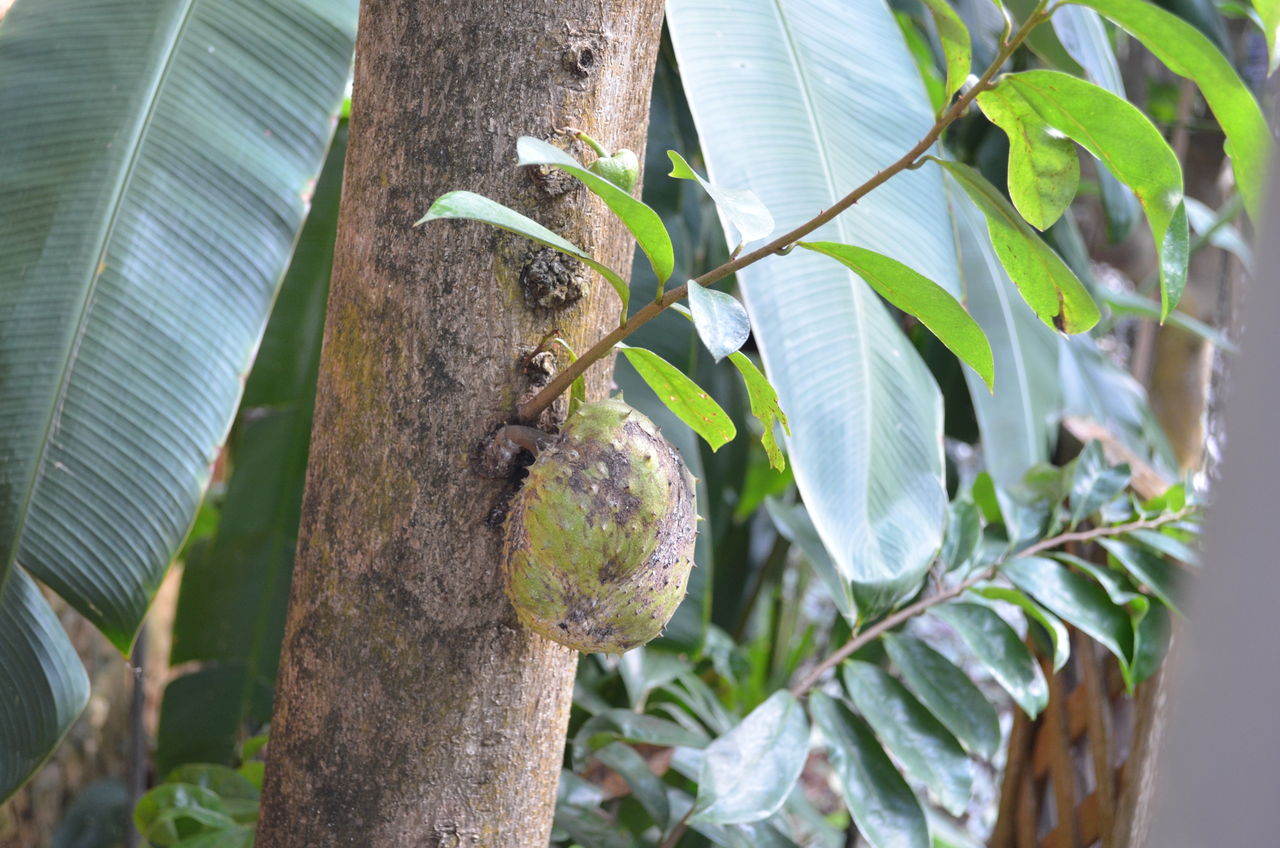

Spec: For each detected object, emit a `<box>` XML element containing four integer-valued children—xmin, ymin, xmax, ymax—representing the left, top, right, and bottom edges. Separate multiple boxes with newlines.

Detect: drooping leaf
<box><xmin>161</xmin><ymin>124</ymin><xmax>347</xmax><ymax>775</ymax></box>
<box><xmin>1100</xmin><ymin>288</ymin><xmax>1238</xmax><ymax>352</ymax></box>
<box><xmin>617</xmin><ymin>345</ymin><xmax>736</xmax><ymax>450</ymax></box>
<box><xmin>936</xmin><ymin>159</ymin><xmax>1099</xmax><ymax>334</ymax></box>
<box><xmin>572</xmin><ymin>709</ymin><xmax>707</xmax><ymax>770</ymax></box>
<box><xmin>668</xmin><ymin>150</ymin><xmax>774</xmax><ymax>244</ymax></box>
<box><xmin>975</xmin><ymin>85</ymin><xmax>1080</xmax><ymax>231</ymax></box>
<box><xmin>688</xmin><ymin>282</ymin><xmax>751</xmax><ymax>362</ymax></box>
<box><xmin>1098</xmin><ymin>539</ymin><xmax>1183</xmax><ymax>612</ymax></box>
<box><xmin>919</xmin><ymin>0</ymin><xmax>973</xmax><ymax>101</ymax></box>
<box><xmin>1068</xmin><ymin>0</ymin><xmax>1270</xmax><ymax>219</ymax></box>
<box><xmin>799</xmin><ymin>242</ymin><xmax>995</xmax><ymax>388</ymax></box>
<box><xmin>765</xmin><ymin>499</ymin><xmax>855</xmax><ymax>620</ymax></box>
<box><xmin>950</xmin><ymin>190</ymin><xmax>1061</xmax><ymax>488</ymax></box>
<box><xmin>1131</xmin><ymin>601</ymin><xmax>1171</xmax><ymax>685</ymax></box>
<box><xmin>1051</xmin><ymin>551</ymin><xmax>1145</xmax><ymax>607</ymax></box>
<box><xmin>668</xmin><ymin>0</ymin><xmax>952</xmax><ymax>621</ymax></box>
<box><xmin>0</xmin><ymin>0</ymin><xmax>355</xmax><ymax>799</ymax></box>
<box><xmin>1049</xmin><ymin>4</ymin><xmax>1140</xmax><ymax>241</ymax></box>
<box><xmin>843</xmin><ymin>662</ymin><xmax>973</xmax><ymax>816</ymax></box>
<box><xmin>809</xmin><ymin>692</ymin><xmax>930</xmax><ymax>848</ymax></box>
<box><xmin>969</xmin><ymin>583</ymin><xmax>1070</xmax><ymax>671</ymax></box>
<box><xmin>729</xmin><ymin>352</ymin><xmax>790</xmax><ymax>472</ymax></box>
<box><xmin>418</xmin><ymin>190</ymin><xmax>629</xmax><ymax>317</ymax></box>
<box><xmin>692</xmin><ymin>691</ymin><xmax>810</xmax><ymax>825</ymax></box>
<box><xmin>1068</xmin><ymin>440</ymin><xmax>1131</xmax><ymax>527</ymax></box>
<box><xmin>0</xmin><ymin>570</ymin><xmax>91</xmax><ymax>802</ymax></box>
<box><xmin>882</xmin><ymin>633</ymin><xmax>1001</xmax><ymax>758</ymax></box>
<box><xmin>1127</xmin><ymin>528</ymin><xmax>1200</xmax><ymax>567</ymax></box>
<box><xmin>594</xmin><ymin>742</ymin><xmax>672</xmax><ymax>828</ymax></box>
<box><xmin>930</xmin><ymin>602</ymin><xmax>1049</xmax><ymax>718</ymax></box>
<box><xmin>1002</xmin><ymin>556</ymin><xmax>1135</xmax><ymax>681</ymax></box>
<box><xmin>1255</xmin><ymin>0</ymin><xmax>1280</xmax><ymax>72</ymax></box>
<box><xmin>939</xmin><ymin>500</ymin><xmax>982</xmax><ymax>573</ymax></box>
<box><xmin>517</xmin><ymin>136</ymin><xmax>675</xmax><ymax>286</ymax></box>
<box><xmin>998</xmin><ymin>71</ymin><xmax>1189</xmax><ymax>318</ymax></box>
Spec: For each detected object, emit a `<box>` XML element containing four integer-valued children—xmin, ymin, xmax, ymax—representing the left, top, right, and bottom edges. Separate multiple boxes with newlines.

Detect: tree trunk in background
<box><xmin>255</xmin><ymin>1</ymin><xmax>664</xmax><ymax>844</ymax></box>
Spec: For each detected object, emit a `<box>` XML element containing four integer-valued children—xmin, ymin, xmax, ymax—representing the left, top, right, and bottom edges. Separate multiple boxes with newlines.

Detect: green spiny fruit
<box><xmin>587</xmin><ymin>148</ymin><xmax>640</xmax><ymax>193</ymax></box>
<box><xmin>502</xmin><ymin>399</ymin><xmax>696</xmax><ymax>653</ymax></box>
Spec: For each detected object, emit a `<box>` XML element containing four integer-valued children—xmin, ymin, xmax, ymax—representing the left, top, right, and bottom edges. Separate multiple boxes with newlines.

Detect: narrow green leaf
<box><xmin>1099</xmin><ymin>288</ymin><xmax>1238</xmax><ymax>352</ymax></box>
<box><xmin>1051</xmin><ymin>552</ymin><xmax>1144</xmax><ymax>607</ymax></box>
<box><xmin>999</xmin><ymin>71</ymin><xmax>1189</xmax><ymax>318</ymax></box>
<box><xmin>930</xmin><ymin>603</ymin><xmax>1049</xmax><ymax>718</ymax></box>
<box><xmin>920</xmin><ymin>0</ymin><xmax>973</xmax><ymax>101</ymax></box>
<box><xmin>667</xmin><ymin>150</ymin><xmax>774</xmax><ymax>244</ymax></box>
<box><xmin>882</xmin><ymin>633</ymin><xmax>1001</xmax><ymax>758</ymax></box>
<box><xmin>976</xmin><ymin>85</ymin><xmax>1080</xmax><ymax>231</ymax></box>
<box><xmin>843</xmin><ymin>662</ymin><xmax>973</xmax><ymax>816</ymax></box>
<box><xmin>419</xmin><ymin>190</ymin><xmax>629</xmax><ymax>316</ymax></box>
<box><xmin>1127</xmin><ymin>528</ymin><xmax>1200</xmax><ymax>567</ymax></box>
<box><xmin>729</xmin><ymin>352</ymin><xmax>790</xmax><ymax>472</ymax></box>
<box><xmin>1068</xmin><ymin>0</ymin><xmax>1270</xmax><ymax>220</ymax></box>
<box><xmin>1002</xmin><ymin>556</ymin><xmax>1134</xmax><ymax>680</ymax></box>
<box><xmin>517</xmin><ymin>136</ymin><xmax>675</xmax><ymax>286</ymax></box>
<box><xmin>940</xmin><ymin>500</ymin><xmax>982</xmax><ymax>573</ymax></box>
<box><xmin>1</xmin><ymin>570</ymin><xmax>91</xmax><ymax>802</ymax></box>
<box><xmin>969</xmin><ymin>584</ymin><xmax>1070</xmax><ymax>671</ymax></box>
<box><xmin>617</xmin><ymin>345</ymin><xmax>736</xmax><ymax>451</ymax></box>
<box><xmin>1255</xmin><ymin>0</ymin><xmax>1280</xmax><ymax>72</ymax></box>
<box><xmin>692</xmin><ymin>690</ymin><xmax>809</xmax><ymax>825</ymax></box>
<box><xmin>572</xmin><ymin>709</ymin><xmax>707</xmax><ymax>770</ymax></box>
<box><xmin>809</xmin><ymin>692</ymin><xmax>930</xmax><ymax>848</ymax></box>
<box><xmin>800</xmin><ymin>242</ymin><xmax>995</xmax><ymax>388</ymax></box>
<box><xmin>1098</xmin><ymin>539</ymin><xmax>1182</xmax><ymax>613</ymax></box>
<box><xmin>935</xmin><ymin>159</ymin><xmax>1099</xmax><ymax>334</ymax></box>
<box><xmin>594</xmin><ymin>742</ymin><xmax>671</xmax><ymax>828</ymax></box>
<box><xmin>1068</xmin><ymin>440</ymin><xmax>1131</xmax><ymax>527</ymax></box>
<box><xmin>1131</xmin><ymin>602</ymin><xmax>1171</xmax><ymax>685</ymax></box>
<box><xmin>688</xmin><ymin>282</ymin><xmax>750</xmax><ymax>362</ymax></box>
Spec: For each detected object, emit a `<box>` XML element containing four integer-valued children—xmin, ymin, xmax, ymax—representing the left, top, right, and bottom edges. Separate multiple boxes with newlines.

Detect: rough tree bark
<box><xmin>255</xmin><ymin>1</ymin><xmax>665</xmax><ymax>844</ymax></box>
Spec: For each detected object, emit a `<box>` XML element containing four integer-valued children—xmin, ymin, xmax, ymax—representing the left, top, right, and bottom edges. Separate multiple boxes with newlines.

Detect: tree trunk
<box><xmin>255</xmin><ymin>1</ymin><xmax>665</xmax><ymax>844</ymax></box>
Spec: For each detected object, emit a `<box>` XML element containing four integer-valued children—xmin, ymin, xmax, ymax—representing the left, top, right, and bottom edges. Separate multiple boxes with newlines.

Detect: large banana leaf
<box><xmin>0</xmin><ymin>0</ymin><xmax>356</xmax><ymax>800</ymax></box>
<box><xmin>667</xmin><ymin>0</ymin><xmax>951</xmax><ymax>617</ymax></box>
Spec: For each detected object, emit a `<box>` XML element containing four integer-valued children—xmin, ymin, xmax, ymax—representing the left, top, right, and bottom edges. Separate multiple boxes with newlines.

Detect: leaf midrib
<box><xmin>3</xmin><ymin>0</ymin><xmax>202</xmax><ymax>584</ymax></box>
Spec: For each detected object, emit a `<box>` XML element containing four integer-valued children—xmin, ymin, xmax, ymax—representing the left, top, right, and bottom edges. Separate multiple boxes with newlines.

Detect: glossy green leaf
<box><xmin>668</xmin><ymin>150</ymin><xmax>774</xmax><ymax>244</ymax></box>
<box><xmin>950</xmin><ymin>190</ymin><xmax>1061</xmax><ymax>488</ymax></box>
<box><xmin>0</xmin><ymin>570</ymin><xmax>91</xmax><ymax>802</ymax></box>
<box><xmin>969</xmin><ymin>584</ymin><xmax>1070</xmax><ymax>671</ymax></box>
<box><xmin>999</xmin><ymin>71</ymin><xmax>1189</xmax><ymax>318</ymax></box>
<box><xmin>1255</xmin><ymin>0</ymin><xmax>1280</xmax><ymax>71</ymax></box>
<box><xmin>936</xmin><ymin>159</ymin><xmax>1099</xmax><ymax>334</ymax></box>
<box><xmin>134</xmin><ymin>784</ymin><xmax>236</xmax><ymax>845</ymax></box>
<box><xmin>940</xmin><ymin>500</ymin><xmax>982</xmax><ymax>573</ymax></box>
<box><xmin>572</xmin><ymin>709</ymin><xmax>707</xmax><ymax>770</ymax></box>
<box><xmin>418</xmin><ymin>190</ymin><xmax>629</xmax><ymax>317</ymax></box>
<box><xmin>883</xmin><ymin>633</ymin><xmax>1000</xmax><ymax>758</ymax></box>
<box><xmin>1100</xmin><ymin>288</ymin><xmax>1238</xmax><ymax>352</ymax></box>
<box><xmin>617</xmin><ymin>345</ymin><xmax>736</xmax><ymax>450</ymax></box>
<box><xmin>1131</xmin><ymin>602</ymin><xmax>1171</xmax><ymax>685</ymax></box>
<box><xmin>1068</xmin><ymin>440</ymin><xmax>1131</xmax><ymax>527</ymax></box>
<box><xmin>688</xmin><ymin>282</ymin><xmax>751</xmax><ymax>362</ymax></box>
<box><xmin>920</xmin><ymin>0</ymin><xmax>972</xmax><ymax>101</ymax></box>
<box><xmin>517</xmin><ymin>136</ymin><xmax>675</xmax><ymax>285</ymax></box>
<box><xmin>693</xmin><ymin>690</ymin><xmax>809</xmax><ymax>825</ymax></box>
<box><xmin>975</xmin><ymin>85</ymin><xmax>1080</xmax><ymax>230</ymax></box>
<box><xmin>1051</xmin><ymin>552</ymin><xmax>1144</xmax><ymax>607</ymax></box>
<box><xmin>931</xmin><ymin>603</ymin><xmax>1048</xmax><ymax>717</ymax></box>
<box><xmin>1002</xmin><ymin>556</ymin><xmax>1134</xmax><ymax>678</ymax></box>
<box><xmin>843</xmin><ymin>662</ymin><xmax>972</xmax><ymax>816</ymax></box>
<box><xmin>765</xmin><ymin>499</ymin><xmax>855</xmax><ymax>620</ymax></box>
<box><xmin>595</xmin><ymin>742</ymin><xmax>671</xmax><ymax>828</ymax></box>
<box><xmin>1068</xmin><ymin>0</ymin><xmax>1270</xmax><ymax>219</ymax></box>
<box><xmin>669</xmin><ymin>0</ymin><xmax>951</xmax><ymax>621</ymax></box>
<box><xmin>0</xmin><ymin>0</ymin><xmax>354</xmax><ymax>653</ymax></box>
<box><xmin>809</xmin><ymin>692</ymin><xmax>929</xmax><ymax>848</ymax></box>
<box><xmin>1098</xmin><ymin>539</ymin><xmax>1182</xmax><ymax>612</ymax></box>
<box><xmin>800</xmin><ymin>242</ymin><xmax>995</xmax><ymax>388</ymax></box>
<box><xmin>729</xmin><ymin>352</ymin><xmax>790</xmax><ymax>472</ymax></box>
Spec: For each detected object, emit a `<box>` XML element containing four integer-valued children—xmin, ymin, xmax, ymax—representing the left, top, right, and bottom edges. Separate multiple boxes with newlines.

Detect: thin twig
<box><xmin>659</xmin><ymin>806</ymin><xmax>695</xmax><ymax>848</ymax></box>
<box><xmin>787</xmin><ymin>509</ymin><xmax>1191</xmax><ymax>697</ymax></box>
<box><xmin>516</xmin><ymin>4</ymin><xmax>1053</xmax><ymax>423</ymax></box>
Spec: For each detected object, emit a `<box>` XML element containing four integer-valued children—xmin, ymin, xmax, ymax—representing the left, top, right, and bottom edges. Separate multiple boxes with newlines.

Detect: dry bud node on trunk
<box><xmin>502</xmin><ymin>399</ymin><xmax>696</xmax><ymax>653</ymax></box>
